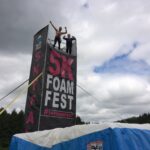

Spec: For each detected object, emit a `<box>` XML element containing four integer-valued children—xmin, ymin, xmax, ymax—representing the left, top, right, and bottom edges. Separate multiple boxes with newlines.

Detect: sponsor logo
<box><xmin>87</xmin><ymin>140</ymin><xmax>103</xmax><ymax>150</ymax></box>
<box><xmin>35</xmin><ymin>35</ymin><xmax>42</xmax><ymax>50</ymax></box>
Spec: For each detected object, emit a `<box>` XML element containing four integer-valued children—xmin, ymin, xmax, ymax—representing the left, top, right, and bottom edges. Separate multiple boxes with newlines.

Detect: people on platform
<box><xmin>63</xmin><ymin>34</ymin><xmax>76</xmax><ymax>54</ymax></box>
<box><xmin>50</xmin><ymin>21</ymin><xmax>67</xmax><ymax>49</ymax></box>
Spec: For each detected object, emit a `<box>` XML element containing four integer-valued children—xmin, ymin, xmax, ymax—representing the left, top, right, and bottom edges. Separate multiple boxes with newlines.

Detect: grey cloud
<box><xmin>1</xmin><ymin>0</ymin><xmax>150</xmax><ymax>123</ymax></box>
<box><xmin>0</xmin><ymin>0</ymin><xmax>71</xmax><ymax>54</ymax></box>
<box><xmin>76</xmin><ymin>73</ymin><xmax>150</xmax><ymax>122</ymax></box>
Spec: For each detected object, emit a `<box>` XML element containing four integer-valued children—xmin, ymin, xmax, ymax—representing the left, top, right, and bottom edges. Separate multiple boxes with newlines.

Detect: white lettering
<box><xmin>53</xmin><ymin>77</ymin><xmax>60</xmax><ymax>91</ymax></box>
<box><xmin>46</xmin><ymin>74</ymin><xmax>53</xmax><ymax>89</ymax></box>
<box><xmin>60</xmin><ymin>79</ymin><xmax>66</xmax><ymax>93</ymax></box>
<box><xmin>66</xmin><ymin>81</ymin><xmax>74</xmax><ymax>95</ymax></box>
<box><xmin>52</xmin><ymin>92</ymin><xmax>59</xmax><ymax>108</ymax></box>
<box><xmin>44</xmin><ymin>90</ymin><xmax>52</xmax><ymax>106</ymax></box>
<box><xmin>68</xmin><ymin>95</ymin><xmax>74</xmax><ymax>110</ymax></box>
<box><xmin>60</xmin><ymin>94</ymin><xmax>67</xmax><ymax>109</ymax></box>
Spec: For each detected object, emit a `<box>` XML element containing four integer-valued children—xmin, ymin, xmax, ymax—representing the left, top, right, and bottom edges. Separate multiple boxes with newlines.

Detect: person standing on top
<box><xmin>63</xmin><ymin>34</ymin><xmax>76</xmax><ymax>54</ymax></box>
<box><xmin>50</xmin><ymin>21</ymin><xmax>67</xmax><ymax>49</ymax></box>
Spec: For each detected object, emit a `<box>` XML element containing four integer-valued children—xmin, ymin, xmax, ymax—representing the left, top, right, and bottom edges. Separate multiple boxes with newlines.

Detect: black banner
<box><xmin>39</xmin><ymin>46</ymin><xmax>77</xmax><ymax>130</ymax></box>
<box><xmin>25</xmin><ymin>26</ymin><xmax>77</xmax><ymax>132</ymax></box>
<box><xmin>24</xmin><ymin>26</ymin><xmax>48</xmax><ymax>132</ymax></box>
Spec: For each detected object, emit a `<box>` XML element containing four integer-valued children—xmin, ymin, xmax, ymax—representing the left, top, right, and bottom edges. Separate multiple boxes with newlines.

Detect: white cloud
<box><xmin>0</xmin><ymin>53</ymin><xmax>31</xmax><ymax>111</ymax></box>
<box><xmin>77</xmin><ymin>72</ymin><xmax>150</xmax><ymax>122</ymax></box>
<box><xmin>0</xmin><ymin>0</ymin><xmax>150</xmax><ymax>122</ymax></box>
<box><xmin>130</xmin><ymin>42</ymin><xmax>150</xmax><ymax>64</ymax></box>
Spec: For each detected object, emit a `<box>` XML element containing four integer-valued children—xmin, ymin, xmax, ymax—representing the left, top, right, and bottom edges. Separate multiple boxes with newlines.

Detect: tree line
<box><xmin>0</xmin><ymin>108</ymin><xmax>150</xmax><ymax>149</ymax></box>
<box><xmin>118</xmin><ymin>113</ymin><xmax>150</xmax><ymax>124</ymax></box>
<box><xmin>0</xmin><ymin>108</ymin><xmax>85</xmax><ymax>149</ymax></box>
<box><xmin>0</xmin><ymin>108</ymin><xmax>24</xmax><ymax>149</ymax></box>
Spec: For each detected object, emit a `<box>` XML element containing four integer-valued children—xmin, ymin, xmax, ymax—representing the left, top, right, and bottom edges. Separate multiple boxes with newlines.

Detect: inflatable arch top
<box><xmin>10</xmin><ymin>123</ymin><xmax>150</xmax><ymax>150</ymax></box>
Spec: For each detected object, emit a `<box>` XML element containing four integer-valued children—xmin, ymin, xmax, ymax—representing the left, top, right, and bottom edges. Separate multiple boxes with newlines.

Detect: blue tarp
<box><xmin>10</xmin><ymin>123</ymin><xmax>150</xmax><ymax>150</ymax></box>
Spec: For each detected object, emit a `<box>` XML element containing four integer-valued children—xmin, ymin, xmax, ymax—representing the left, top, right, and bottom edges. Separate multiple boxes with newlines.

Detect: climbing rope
<box><xmin>0</xmin><ymin>72</ymin><xmax>43</xmax><ymax>115</ymax></box>
<box><xmin>0</xmin><ymin>79</ymin><xmax>29</xmax><ymax>102</ymax></box>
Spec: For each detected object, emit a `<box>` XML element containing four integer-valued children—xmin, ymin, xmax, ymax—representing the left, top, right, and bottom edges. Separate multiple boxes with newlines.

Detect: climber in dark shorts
<box><xmin>63</xmin><ymin>34</ymin><xmax>76</xmax><ymax>54</ymax></box>
<box><xmin>50</xmin><ymin>21</ymin><xmax>67</xmax><ymax>49</ymax></box>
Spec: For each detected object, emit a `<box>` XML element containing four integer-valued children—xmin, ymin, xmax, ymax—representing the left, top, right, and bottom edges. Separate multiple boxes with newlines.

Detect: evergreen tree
<box><xmin>75</xmin><ymin>116</ymin><xmax>85</xmax><ymax>125</ymax></box>
<box><xmin>118</xmin><ymin>113</ymin><xmax>150</xmax><ymax>124</ymax></box>
<box><xmin>0</xmin><ymin>108</ymin><xmax>24</xmax><ymax>149</ymax></box>
<box><xmin>0</xmin><ymin>108</ymin><xmax>10</xmax><ymax>147</ymax></box>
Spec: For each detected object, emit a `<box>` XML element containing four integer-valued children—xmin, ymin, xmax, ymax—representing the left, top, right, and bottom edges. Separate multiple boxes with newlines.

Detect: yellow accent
<box><xmin>0</xmin><ymin>72</ymin><xmax>43</xmax><ymax>115</ymax></box>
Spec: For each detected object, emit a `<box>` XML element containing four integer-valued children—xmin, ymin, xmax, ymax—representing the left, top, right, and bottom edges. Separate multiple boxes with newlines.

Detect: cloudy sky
<box><xmin>0</xmin><ymin>0</ymin><xmax>150</xmax><ymax>122</ymax></box>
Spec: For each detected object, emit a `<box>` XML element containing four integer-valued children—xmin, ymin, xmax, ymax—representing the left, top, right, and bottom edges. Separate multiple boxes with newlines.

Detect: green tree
<box><xmin>75</xmin><ymin>116</ymin><xmax>85</xmax><ymax>125</ymax></box>
<box><xmin>118</xmin><ymin>113</ymin><xmax>150</xmax><ymax>124</ymax></box>
<box><xmin>0</xmin><ymin>108</ymin><xmax>10</xmax><ymax>148</ymax></box>
<box><xmin>0</xmin><ymin>108</ymin><xmax>24</xmax><ymax>149</ymax></box>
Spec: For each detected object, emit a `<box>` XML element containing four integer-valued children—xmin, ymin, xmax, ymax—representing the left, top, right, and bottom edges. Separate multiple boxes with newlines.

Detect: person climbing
<box><xmin>50</xmin><ymin>21</ymin><xmax>67</xmax><ymax>49</ymax></box>
<box><xmin>63</xmin><ymin>34</ymin><xmax>76</xmax><ymax>54</ymax></box>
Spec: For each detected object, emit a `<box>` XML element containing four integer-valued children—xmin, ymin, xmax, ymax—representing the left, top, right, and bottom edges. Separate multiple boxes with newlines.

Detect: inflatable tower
<box><xmin>24</xmin><ymin>25</ymin><xmax>77</xmax><ymax>132</ymax></box>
